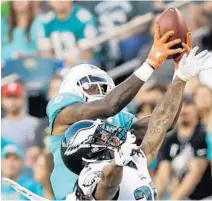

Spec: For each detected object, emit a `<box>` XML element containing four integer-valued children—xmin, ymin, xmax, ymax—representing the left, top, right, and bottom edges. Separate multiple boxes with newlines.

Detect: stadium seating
<box><xmin>3</xmin><ymin>57</ymin><xmax>58</xmax><ymax>96</ymax></box>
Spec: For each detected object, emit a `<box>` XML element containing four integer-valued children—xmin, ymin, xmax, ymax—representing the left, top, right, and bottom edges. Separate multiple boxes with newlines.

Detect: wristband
<box><xmin>175</xmin><ymin>70</ymin><xmax>188</xmax><ymax>82</ymax></box>
<box><xmin>133</xmin><ymin>62</ymin><xmax>154</xmax><ymax>82</ymax></box>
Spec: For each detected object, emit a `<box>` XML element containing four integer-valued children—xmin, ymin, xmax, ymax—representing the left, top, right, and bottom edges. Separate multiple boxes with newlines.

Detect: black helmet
<box><xmin>61</xmin><ymin>119</ymin><xmax>131</xmax><ymax>175</ymax></box>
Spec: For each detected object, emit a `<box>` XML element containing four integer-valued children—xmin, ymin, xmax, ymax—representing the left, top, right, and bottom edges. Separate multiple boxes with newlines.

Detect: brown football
<box><xmin>155</xmin><ymin>7</ymin><xmax>188</xmax><ymax>59</ymax></box>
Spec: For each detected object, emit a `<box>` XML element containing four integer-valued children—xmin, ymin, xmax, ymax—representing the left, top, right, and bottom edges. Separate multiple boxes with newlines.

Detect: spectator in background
<box><xmin>1</xmin><ymin>136</ymin><xmax>15</xmax><ymax>150</ymax></box>
<box><xmin>1</xmin><ymin>144</ymin><xmax>42</xmax><ymax>200</ymax></box>
<box><xmin>1</xmin><ymin>1</ymin><xmax>44</xmax><ymax>61</ymax></box>
<box><xmin>34</xmin><ymin>152</ymin><xmax>55</xmax><ymax>199</ymax></box>
<box><xmin>154</xmin><ymin>95</ymin><xmax>212</xmax><ymax>200</ymax></box>
<box><xmin>31</xmin><ymin>1</ymin><xmax>43</xmax><ymax>17</ymax></box>
<box><xmin>189</xmin><ymin>2</ymin><xmax>212</xmax><ymax>31</ymax></box>
<box><xmin>1</xmin><ymin>82</ymin><xmax>40</xmax><ymax>152</ymax></box>
<box><xmin>47</xmin><ymin>74</ymin><xmax>62</xmax><ymax>101</ymax></box>
<box><xmin>24</xmin><ymin>146</ymin><xmax>41</xmax><ymax>176</ymax></box>
<box><xmin>41</xmin><ymin>1</ymin><xmax>98</xmax><ymax>67</ymax></box>
<box><xmin>94</xmin><ymin>0</ymin><xmax>133</xmax><ymax>68</ymax></box>
<box><xmin>94</xmin><ymin>0</ymin><xmax>152</xmax><ymax>69</ymax></box>
<box><xmin>34</xmin><ymin>74</ymin><xmax>62</xmax><ymax>150</ymax></box>
<box><xmin>193</xmin><ymin>84</ymin><xmax>212</xmax><ymax>126</ymax></box>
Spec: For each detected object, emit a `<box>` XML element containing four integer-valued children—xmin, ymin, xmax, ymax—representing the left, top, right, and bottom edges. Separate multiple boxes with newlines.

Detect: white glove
<box><xmin>176</xmin><ymin>47</ymin><xmax>212</xmax><ymax>82</ymax></box>
<box><xmin>114</xmin><ymin>132</ymin><xmax>137</xmax><ymax>166</ymax></box>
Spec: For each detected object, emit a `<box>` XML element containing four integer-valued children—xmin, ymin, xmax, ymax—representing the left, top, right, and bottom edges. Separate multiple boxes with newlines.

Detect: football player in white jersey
<box><xmin>61</xmin><ymin>44</ymin><xmax>212</xmax><ymax>201</ymax></box>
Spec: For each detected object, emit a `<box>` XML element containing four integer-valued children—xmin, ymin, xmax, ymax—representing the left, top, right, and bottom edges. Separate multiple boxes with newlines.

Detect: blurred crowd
<box><xmin>1</xmin><ymin>0</ymin><xmax>212</xmax><ymax>200</ymax></box>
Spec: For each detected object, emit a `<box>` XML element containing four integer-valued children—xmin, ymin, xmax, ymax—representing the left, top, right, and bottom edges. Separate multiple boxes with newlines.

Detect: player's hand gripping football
<box><xmin>114</xmin><ymin>132</ymin><xmax>137</xmax><ymax>166</ymax></box>
<box><xmin>176</xmin><ymin>46</ymin><xmax>212</xmax><ymax>82</ymax></box>
<box><xmin>173</xmin><ymin>31</ymin><xmax>192</xmax><ymax>68</ymax></box>
<box><xmin>146</xmin><ymin>24</ymin><xmax>183</xmax><ymax>69</ymax></box>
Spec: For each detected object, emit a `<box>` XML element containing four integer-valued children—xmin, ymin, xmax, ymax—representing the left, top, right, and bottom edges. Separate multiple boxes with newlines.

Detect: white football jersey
<box><xmin>73</xmin><ymin>151</ymin><xmax>157</xmax><ymax>201</ymax></box>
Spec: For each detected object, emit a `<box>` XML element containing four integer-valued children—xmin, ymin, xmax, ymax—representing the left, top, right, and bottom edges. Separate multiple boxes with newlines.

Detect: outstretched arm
<box><xmin>53</xmin><ymin>25</ymin><xmax>183</xmax><ymax>136</ymax></box>
<box><xmin>131</xmin><ymin>100</ymin><xmax>182</xmax><ymax>144</ymax></box>
<box><xmin>132</xmin><ymin>31</ymin><xmax>192</xmax><ymax>143</ymax></box>
<box><xmin>141</xmin><ymin>76</ymin><xmax>185</xmax><ymax>164</ymax></box>
<box><xmin>134</xmin><ymin>31</ymin><xmax>192</xmax><ymax>151</ymax></box>
<box><xmin>141</xmin><ymin>46</ymin><xmax>212</xmax><ymax>165</ymax></box>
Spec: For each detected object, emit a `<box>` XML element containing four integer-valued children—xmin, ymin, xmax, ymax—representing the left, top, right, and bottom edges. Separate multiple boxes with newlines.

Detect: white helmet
<box><xmin>59</xmin><ymin>64</ymin><xmax>115</xmax><ymax>102</ymax></box>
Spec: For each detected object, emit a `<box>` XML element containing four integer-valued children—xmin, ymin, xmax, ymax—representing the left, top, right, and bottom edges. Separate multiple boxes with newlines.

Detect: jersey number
<box><xmin>51</xmin><ymin>32</ymin><xmax>76</xmax><ymax>58</ymax></box>
<box><xmin>134</xmin><ymin>182</ymin><xmax>157</xmax><ymax>200</ymax></box>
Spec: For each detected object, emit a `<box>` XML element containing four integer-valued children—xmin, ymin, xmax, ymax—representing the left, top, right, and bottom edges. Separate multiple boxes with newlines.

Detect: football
<box><xmin>155</xmin><ymin>7</ymin><xmax>188</xmax><ymax>59</ymax></box>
